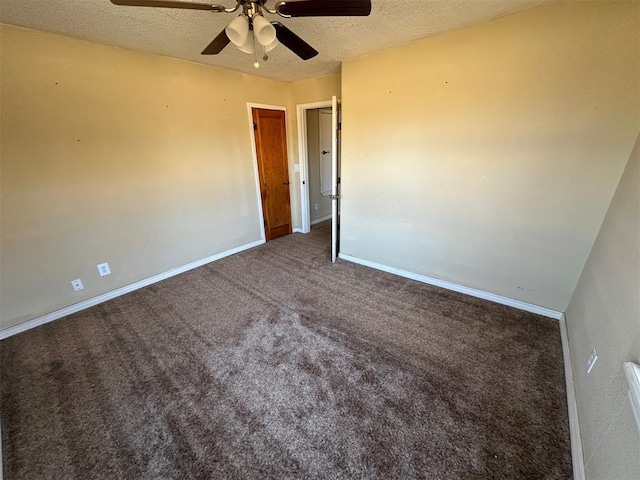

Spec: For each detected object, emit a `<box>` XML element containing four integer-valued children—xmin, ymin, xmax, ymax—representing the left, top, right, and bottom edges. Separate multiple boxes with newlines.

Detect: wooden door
<box><xmin>252</xmin><ymin>108</ymin><xmax>292</xmax><ymax>241</ymax></box>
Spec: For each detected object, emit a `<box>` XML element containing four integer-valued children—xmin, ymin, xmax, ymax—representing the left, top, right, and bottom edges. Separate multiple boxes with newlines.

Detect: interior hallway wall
<box><xmin>306</xmin><ymin>110</ymin><xmax>332</xmax><ymax>223</ymax></box>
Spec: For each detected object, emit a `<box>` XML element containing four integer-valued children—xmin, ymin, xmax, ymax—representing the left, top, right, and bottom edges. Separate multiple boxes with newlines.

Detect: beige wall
<box><xmin>289</xmin><ymin>73</ymin><xmax>341</xmax><ymax>107</ymax></box>
<box><xmin>340</xmin><ymin>0</ymin><xmax>639</xmax><ymax>311</ymax></box>
<box><xmin>565</xmin><ymin>134</ymin><xmax>640</xmax><ymax>479</ymax></box>
<box><xmin>306</xmin><ymin>109</ymin><xmax>332</xmax><ymax>223</ymax></box>
<box><xmin>0</xmin><ymin>26</ymin><xmax>342</xmax><ymax>332</ymax></box>
<box><xmin>0</xmin><ymin>25</ymin><xmax>294</xmax><ymax>330</ymax></box>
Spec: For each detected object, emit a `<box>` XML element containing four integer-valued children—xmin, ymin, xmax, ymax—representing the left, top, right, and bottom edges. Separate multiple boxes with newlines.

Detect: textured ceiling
<box><xmin>0</xmin><ymin>0</ymin><xmax>553</xmax><ymax>82</ymax></box>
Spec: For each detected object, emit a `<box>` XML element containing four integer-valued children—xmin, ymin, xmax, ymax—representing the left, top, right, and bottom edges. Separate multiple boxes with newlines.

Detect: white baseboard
<box><xmin>337</xmin><ymin>253</ymin><xmax>563</xmax><ymax>320</ymax></box>
<box><xmin>311</xmin><ymin>214</ymin><xmax>332</xmax><ymax>226</ymax></box>
<box><xmin>0</xmin><ymin>239</ymin><xmax>265</xmax><ymax>340</ymax></box>
<box><xmin>293</xmin><ymin>227</ymin><xmax>304</xmax><ymax>233</ymax></box>
<box><xmin>559</xmin><ymin>314</ymin><xmax>586</xmax><ymax>480</ymax></box>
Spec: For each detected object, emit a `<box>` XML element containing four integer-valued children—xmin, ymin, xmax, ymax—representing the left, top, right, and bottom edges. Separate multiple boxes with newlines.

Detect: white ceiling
<box><xmin>0</xmin><ymin>0</ymin><xmax>553</xmax><ymax>82</ymax></box>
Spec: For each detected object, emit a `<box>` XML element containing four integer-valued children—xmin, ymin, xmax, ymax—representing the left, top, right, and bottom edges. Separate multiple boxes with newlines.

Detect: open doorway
<box><xmin>307</xmin><ymin>108</ymin><xmax>333</xmax><ymax>227</ymax></box>
<box><xmin>296</xmin><ymin>97</ymin><xmax>341</xmax><ymax>262</ymax></box>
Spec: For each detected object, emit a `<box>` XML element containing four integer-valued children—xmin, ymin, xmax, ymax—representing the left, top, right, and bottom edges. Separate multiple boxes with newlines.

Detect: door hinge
<box><xmin>253</xmin><ymin>123</ymin><xmax>257</xmax><ymax>131</ymax></box>
<box><xmin>338</xmin><ymin>122</ymin><xmax>342</xmax><ymax>131</ymax></box>
<box><xmin>263</xmin><ymin>219</ymin><xmax>267</xmax><ymax>227</ymax></box>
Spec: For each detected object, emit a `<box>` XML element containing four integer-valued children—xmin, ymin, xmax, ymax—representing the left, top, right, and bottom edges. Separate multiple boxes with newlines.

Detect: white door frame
<box><xmin>330</xmin><ymin>95</ymin><xmax>340</xmax><ymax>263</ymax></box>
<box><xmin>247</xmin><ymin>102</ymin><xmax>288</xmax><ymax>242</ymax></box>
<box><xmin>296</xmin><ymin>100</ymin><xmax>333</xmax><ymax>233</ymax></box>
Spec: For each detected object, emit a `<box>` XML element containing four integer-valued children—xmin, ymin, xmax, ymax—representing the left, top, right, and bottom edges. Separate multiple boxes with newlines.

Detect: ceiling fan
<box><xmin>110</xmin><ymin>0</ymin><xmax>372</xmax><ymax>68</ymax></box>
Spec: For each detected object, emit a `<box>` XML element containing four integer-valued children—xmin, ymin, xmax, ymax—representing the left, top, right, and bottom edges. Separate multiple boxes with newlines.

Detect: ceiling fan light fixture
<box><xmin>235</xmin><ymin>35</ymin><xmax>255</xmax><ymax>54</ymax></box>
<box><xmin>252</xmin><ymin>14</ymin><xmax>277</xmax><ymax>47</ymax></box>
<box><xmin>264</xmin><ymin>37</ymin><xmax>279</xmax><ymax>53</ymax></box>
<box><xmin>225</xmin><ymin>15</ymin><xmax>249</xmax><ymax>47</ymax></box>
<box><xmin>110</xmin><ymin>0</ymin><xmax>374</xmax><ymax>64</ymax></box>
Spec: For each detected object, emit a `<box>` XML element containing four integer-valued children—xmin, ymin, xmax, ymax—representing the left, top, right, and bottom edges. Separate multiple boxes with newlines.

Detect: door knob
<box><xmin>284</xmin><ymin>181</ymin><xmax>290</xmax><ymax>185</ymax></box>
<box><xmin>322</xmin><ymin>150</ymin><xmax>330</xmax><ymax>154</ymax></box>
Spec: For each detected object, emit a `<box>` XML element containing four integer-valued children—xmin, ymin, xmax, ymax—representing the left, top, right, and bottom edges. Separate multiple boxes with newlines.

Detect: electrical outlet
<box><xmin>97</xmin><ymin>262</ymin><xmax>111</xmax><ymax>277</ymax></box>
<box><xmin>315</xmin><ymin>203</ymin><xmax>319</xmax><ymax>210</ymax></box>
<box><xmin>587</xmin><ymin>348</ymin><xmax>598</xmax><ymax>373</ymax></box>
<box><xmin>71</xmin><ymin>279</ymin><xmax>84</xmax><ymax>291</ymax></box>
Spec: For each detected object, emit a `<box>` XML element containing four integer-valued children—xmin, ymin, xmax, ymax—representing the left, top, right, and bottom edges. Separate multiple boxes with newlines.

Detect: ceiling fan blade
<box><xmin>272</xmin><ymin>22</ymin><xmax>318</xmax><ymax>60</ymax></box>
<box><xmin>110</xmin><ymin>0</ymin><xmax>225</xmax><ymax>11</ymax></box>
<box><xmin>276</xmin><ymin>0</ymin><xmax>372</xmax><ymax>17</ymax></box>
<box><xmin>201</xmin><ymin>29</ymin><xmax>230</xmax><ymax>54</ymax></box>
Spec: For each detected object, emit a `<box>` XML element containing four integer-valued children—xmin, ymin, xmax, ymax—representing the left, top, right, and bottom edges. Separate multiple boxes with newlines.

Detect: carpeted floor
<box><xmin>1</xmin><ymin>221</ymin><xmax>572</xmax><ymax>479</ymax></box>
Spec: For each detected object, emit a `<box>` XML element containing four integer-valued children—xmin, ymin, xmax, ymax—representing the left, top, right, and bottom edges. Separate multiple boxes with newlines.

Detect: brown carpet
<box><xmin>1</xmin><ymin>221</ymin><xmax>572</xmax><ymax>479</ymax></box>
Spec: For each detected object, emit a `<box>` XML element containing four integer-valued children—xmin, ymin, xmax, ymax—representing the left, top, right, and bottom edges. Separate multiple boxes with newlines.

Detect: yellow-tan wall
<box><xmin>565</xmin><ymin>134</ymin><xmax>640</xmax><ymax>479</ymax></box>
<box><xmin>340</xmin><ymin>0</ymin><xmax>639</xmax><ymax>311</ymax></box>
<box><xmin>0</xmin><ymin>25</ymin><xmax>341</xmax><ymax>331</ymax></box>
